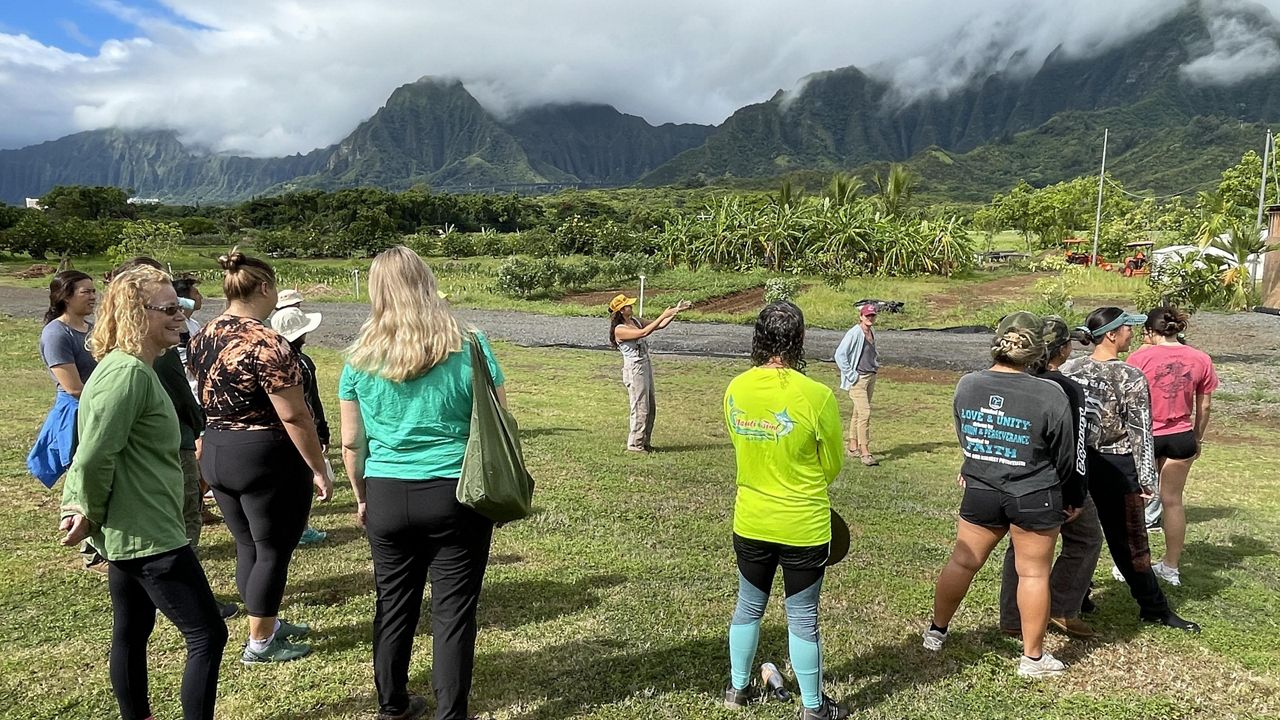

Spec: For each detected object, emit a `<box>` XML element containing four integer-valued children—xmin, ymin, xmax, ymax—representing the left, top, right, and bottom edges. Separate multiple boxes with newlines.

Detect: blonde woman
<box><xmin>924</xmin><ymin>312</ymin><xmax>1075</xmax><ymax>678</ymax></box>
<box><xmin>60</xmin><ymin>266</ymin><xmax>228</xmax><ymax>720</ymax></box>
<box><xmin>340</xmin><ymin>246</ymin><xmax>506</xmax><ymax>720</ymax></box>
<box><xmin>187</xmin><ymin>249</ymin><xmax>332</xmax><ymax>664</ymax></box>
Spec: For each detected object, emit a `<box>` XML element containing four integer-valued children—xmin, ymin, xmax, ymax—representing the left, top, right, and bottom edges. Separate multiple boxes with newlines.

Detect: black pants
<box><xmin>1088</xmin><ymin>451</ymin><xmax>1170</xmax><ymax>618</ymax></box>
<box><xmin>108</xmin><ymin>546</ymin><xmax>228</xmax><ymax>720</ymax></box>
<box><xmin>366</xmin><ymin>477</ymin><xmax>493</xmax><ymax>720</ymax></box>
<box><xmin>201</xmin><ymin>428</ymin><xmax>312</xmax><ymax>617</ymax></box>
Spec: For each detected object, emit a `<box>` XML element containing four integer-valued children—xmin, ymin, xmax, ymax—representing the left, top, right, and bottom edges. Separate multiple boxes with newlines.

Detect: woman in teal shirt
<box><xmin>60</xmin><ymin>265</ymin><xmax>227</xmax><ymax>720</ymax></box>
<box><xmin>340</xmin><ymin>246</ymin><xmax>506</xmax><ymax>720</ymax></box>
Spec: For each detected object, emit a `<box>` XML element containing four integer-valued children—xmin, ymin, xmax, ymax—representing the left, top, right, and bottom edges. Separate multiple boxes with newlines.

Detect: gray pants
<box><xmin>180</xmin><ymin>447</ymin><xmax>202</xmax><ymax>547</ymax></box>
<box><xmin>622</xmin><ymin>358</ymin><xmax>655</xmax><ymax>450</ymax></box>
<box><xmin>999</xmin><ymin>496</ymin><xmax>1103</xmax><ymax>628</ymax></box>
<box><xmin>1144</xmin><ymin>487</ymin><xmax>1162</xmax><ymax>527</ymax></box>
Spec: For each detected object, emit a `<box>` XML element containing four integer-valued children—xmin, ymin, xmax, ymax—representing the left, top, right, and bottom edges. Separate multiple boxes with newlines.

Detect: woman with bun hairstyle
<box><xmin>60</xmin><ymin>265</ymin><xmax>228</xmax><ymax>720</ymax></box>
<box><xmin>607</xmin><ymin>293</ymin><xmax>687</xmax><ymax>453</ymax></box>
<box><xmin>1061</xmin><ymin>307</ymin><xmax>1199</xmax><ymax>632</ymax></box>
<box><xmin>924</xmin><ymin>312</ymin><xmax>1076</xmax><ymax>678</ymax></box>
<box><xmin>1127</xmin><ymin>307</ymin><xmax>1218</xmax><ymax>586</ymax></box>
<box><xmin>187</xmin><ymin>248</ymin><xmax>333</xmax><ymax>664</ymax></box>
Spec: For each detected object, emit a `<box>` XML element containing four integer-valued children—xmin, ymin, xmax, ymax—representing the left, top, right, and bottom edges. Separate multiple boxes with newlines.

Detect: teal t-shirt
<box><xmin>339</xmin><ymin>332</ymin><xmax>505</xmax><ymax>481</ymax></box>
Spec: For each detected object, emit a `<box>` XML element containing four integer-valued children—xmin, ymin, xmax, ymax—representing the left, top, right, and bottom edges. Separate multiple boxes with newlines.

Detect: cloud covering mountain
<box><xmin>2</xmin><ymin>0</ymin><xmax>1279</xmax><ymax>156</ymax></box>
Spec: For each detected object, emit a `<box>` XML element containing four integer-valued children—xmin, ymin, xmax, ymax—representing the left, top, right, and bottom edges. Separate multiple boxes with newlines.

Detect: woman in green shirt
<box><xmin>60</xmin><ymin>265</ymin><xmax>228</xmax><ymax>720</ymax></box>
<box><xmin>722</xmin><ymin>302</ymin><xmax>847</xmax><ymax>720</ymax></box>
<box><xmin>340</xmin><ymin>246</ymin><xmax>506</xmax><ymax>720</ymax></box>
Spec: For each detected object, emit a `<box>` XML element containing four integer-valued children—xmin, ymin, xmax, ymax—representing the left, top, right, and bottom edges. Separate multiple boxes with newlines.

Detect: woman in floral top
<box><xmin>1061</xmin><ymin>307</ymin><xmax>1198</xmax><ymax>632</ymax></box>
<box><xmin>188</xmin><ymin>249</ymin><xmax>332</xmax><ymax>664</ymax></box>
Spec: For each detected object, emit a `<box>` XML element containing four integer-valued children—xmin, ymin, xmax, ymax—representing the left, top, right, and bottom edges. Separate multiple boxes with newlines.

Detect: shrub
<box><xmin>440</xmin><ymin>231</ymin><xmax>477</xmax><ymax>258</ymax></box>
<box><xmin>518</xmin><ymin>227</ymin><xmax>563</xmax><ymax>258</ymax></box>
<box><xmin>1028</xmin><ymin>254</ymin><xmax>1069</xmax><ymax>273</ymax></box>
<box><xmin>107</xmin><ymin>220</ymin><xmax>184</xmax><ymax>267</ymax></box>
<box><xmin>495</xmin><ymin>256</ymin><xmax>560</xmax><ymax>298</ymax></box>
<box><xmin>764</xmin><ymin>277</ymin><xmax>802</xmax><ymax>304</ymax></box>
<box><xmin>405</xmin><ymin>232</ymin><xmax>442</xmax><ymax>257</ymax></box>
<box><xmin>472</xmin><ymin>231</ymin><xmax>520</xmax><ymax>256</ymax></box>
<box><xmin>558</xmin><ymin>258</ymin><xmax>602</xmax><ymax>290</ymax></box>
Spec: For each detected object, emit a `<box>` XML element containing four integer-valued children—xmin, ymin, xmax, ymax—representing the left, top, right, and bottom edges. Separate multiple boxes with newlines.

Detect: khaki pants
<box><xmin>623</xmin><ymin>358</ymin><xmax>656</xmax><ymax>450</ymax></box>
<box><xmin>847</xmin><ymin>374</ymin><xmax>876</xmax><ymax>451</ymax></box>
<box><xmin>180</xmin><ymin>448</ymin><xmax>202</xmax><ymax>547</ymax></box>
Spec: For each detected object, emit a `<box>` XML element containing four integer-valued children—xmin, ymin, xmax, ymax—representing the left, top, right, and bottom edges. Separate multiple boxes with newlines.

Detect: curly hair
<box><xmin>90</xmin><ymin>265</ymin><xmax>173</xmax><ymax>361</ymax></box>
<box><xmin>751</xmin><ymin>301</ymin><xmax>806</xmax><ymax>371</ymax></box>
<box><xmin>991</xmin><ymin>327</ymin><xmax>1045</xmax><ymax>368</ymax></box>
<box><xmin>1144</xmin><ymin>305</ymin><xmax>1189</xmax><ymax>339</ymax></box>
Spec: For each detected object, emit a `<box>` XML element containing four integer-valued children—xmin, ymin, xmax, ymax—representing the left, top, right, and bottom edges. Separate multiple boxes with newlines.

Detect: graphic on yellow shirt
<box><xmin>727</xmin><ymin>396</ymin><xmax>795</xmax><ymax>442</ymax></box>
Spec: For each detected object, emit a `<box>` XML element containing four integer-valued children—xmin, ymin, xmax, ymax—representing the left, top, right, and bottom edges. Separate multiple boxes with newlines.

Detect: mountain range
<box><xmin>2</xmin><ymin>1</ymin><xmax>1278</xmax><ymax>205</ymax></box>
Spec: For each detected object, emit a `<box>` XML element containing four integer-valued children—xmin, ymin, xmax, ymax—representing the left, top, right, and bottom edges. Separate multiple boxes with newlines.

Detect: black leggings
<box><xmin>365</xmin><ymin>477</ymin><xmax>493</xmax><ymax>720</ymax></box>
<box><xmin>109</xmin><ymin>546</ymin><xmax>228</xmax><ymax>720</ymax></box>
<box><xmin>201</xmin><ymin>428</ymin><xmax>312</xmax><ymax>617</ymax></box>
<box><xmin>1088</xmin><ymin>451</ymin><xmax>1170</xmax><ymax>618</ymax></box>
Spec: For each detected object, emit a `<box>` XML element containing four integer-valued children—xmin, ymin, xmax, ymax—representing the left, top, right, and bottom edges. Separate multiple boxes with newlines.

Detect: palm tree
<box><xmin>874</xmin><ymin>164</ymin><xmax>918</xmax><ymax>217</ymax></box>
<box><xmin>1195</xmin><ymin>192</ymin><xmax>1273</xmax><ymax>309</ymax></box>
<box><xmin>823</xmin><ymin>173</ymin><xmax>864</xmax><ymax>207</ymax></box>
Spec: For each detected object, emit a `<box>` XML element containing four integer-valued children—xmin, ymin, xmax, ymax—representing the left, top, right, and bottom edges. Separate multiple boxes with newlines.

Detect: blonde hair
<box><xmin>991</xmin><ymin>328</ymin><xmax>1045</xmax><ymax>368</ymax></box>
<box><xmin>346</xmin><ymin>246</ymin><xmax>462</xmax><ymax>381</ymax></box>
<box><xmin>219</xmin><ymin>246</ymin><xmax>275</xmax><ymax>302</ymax></box>
<box><xmin>91</xmin><ymin>266</ymin><xmax>172</xmax><ymax>361</ymax></box>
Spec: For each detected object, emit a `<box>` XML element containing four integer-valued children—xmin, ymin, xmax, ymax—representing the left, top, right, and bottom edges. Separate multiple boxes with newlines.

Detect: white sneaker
<box><xmin>1017</xmin><ymin>652</ymin><xmax>1066</xmax><ymax>678</ymax></box>
<box><xmin>1152</xmin><ymin>561</ymin><xmax>1182</xmax><ymax>586</ymax></box>
<box><xmin>1111</xmin><ymin>565</ymin><xmax>1126</xmax><ymax>583</ymax></box>
<box><xmin>922</xmin><ymin>627</ymin><xmax>947</xmax><ymax>652</ymax></box>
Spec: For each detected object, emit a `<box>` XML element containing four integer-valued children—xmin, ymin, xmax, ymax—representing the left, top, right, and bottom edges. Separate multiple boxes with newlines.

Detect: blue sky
<box><xmin>0</xmin><ymin>1</ymin><xmax>197</xmax><ymax>51</ymax></box>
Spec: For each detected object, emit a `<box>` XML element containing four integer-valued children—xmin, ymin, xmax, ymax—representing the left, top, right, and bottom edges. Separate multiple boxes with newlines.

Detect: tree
<box><xmin>107</xmin><ymin>220</ymin><xmax>184</xmax><ymax>267</ymax></box>
<box><xmin>4</xmin><ymin>211</ymin><xmax>59</xmax><ymax>258</ymax></box>
<box><xmin>40</xmin><ymin>185</ymin><xmax>133</xmax><ymax>221</ymax></box>
<box><xmin>874</xmin><ymin>164</ymin><xmax>917</xmax><ymax>217</ymax></box>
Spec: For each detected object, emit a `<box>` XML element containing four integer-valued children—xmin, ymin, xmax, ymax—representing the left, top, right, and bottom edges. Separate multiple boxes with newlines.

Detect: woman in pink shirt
<box><xmin>1127</xmin><ymin>307</ymin><xmax>1217</xmax><ymax>587</ymax></box>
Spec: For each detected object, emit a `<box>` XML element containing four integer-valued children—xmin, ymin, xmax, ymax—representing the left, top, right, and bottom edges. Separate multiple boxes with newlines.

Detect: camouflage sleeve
<box><xmin>1121</xmin><ymin>367</ymin><xmax>1158</xmax><ymax>493</ymax></box>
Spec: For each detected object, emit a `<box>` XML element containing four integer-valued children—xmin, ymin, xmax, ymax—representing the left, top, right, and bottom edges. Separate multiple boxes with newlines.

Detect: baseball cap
<box><xmin>275</xmin><ymin>288</ymin><xmax>304</xmax><ymax>309</ymax></box>
<box><xmin>1041</xmin><ymin>315</ymin><xmax>1071</xmax><ymax>353</ymax></box>
<box><xmin>270</xmin><ymin>306</ymin><xmax>322</xmax><ymax>342</ymax></box>
<box><xmin>859</xmin><ymin>304</ymin><xmax>878</xmax><ymax>317</ymax></box>
<box><xmin>608</xmin><ymin>294</ymin><xmax>637</xmax><ymax>314</ymax></box>
<box><xmin>996</xmin><ymin>311</ymin><xmax>1043</xmax><ymax>336</ymax></box>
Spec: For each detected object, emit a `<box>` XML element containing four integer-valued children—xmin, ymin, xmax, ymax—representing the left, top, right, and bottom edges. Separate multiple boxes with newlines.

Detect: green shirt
<box><xmin>339</xmin><ymin>332</ymin><xmax>505</xmax><ymax>481</ymax></box>
<box><xmin>724</xmin><ymin>367</ymin><xmax>844</xmax><ymax>546</ymax></box>
<box><xmin>60</xmin><ymin>350</ymin><xmax>188</xmax><ymax>561</ymax></box>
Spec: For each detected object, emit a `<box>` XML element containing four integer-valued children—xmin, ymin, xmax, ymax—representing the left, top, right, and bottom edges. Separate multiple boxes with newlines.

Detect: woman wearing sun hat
<box><xmin>1060</xmin><ymin>307</ymin><xmax>1199</xmax><ymax>632</ymax></box>
<box><xmin>271</xmin><ymin>306</ymin><xmax>331</xmax><ymax>547</ymax></box>
<box><xmin>608</xmin><ymin>293</ymin><xmax>686</xmax><ymax>453</ymax></box>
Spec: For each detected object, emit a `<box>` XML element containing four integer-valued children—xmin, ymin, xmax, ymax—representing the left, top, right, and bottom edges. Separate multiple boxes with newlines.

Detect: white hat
<box><xmin>275</xmin><ymin>288</ymin><xmax>304</xmax><ymax>309</ymax></box>
<box><xmin>271</xmin><ymin>307</ymin><xmax>322</xmax><ymax>342</ymax></box>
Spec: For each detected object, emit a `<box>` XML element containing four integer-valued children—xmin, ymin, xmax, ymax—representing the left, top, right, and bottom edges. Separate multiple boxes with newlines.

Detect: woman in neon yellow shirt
<box><xmin>722</xmin><ymin>302</ymin><xmax>847</xmax><ymax>720</ymax></box>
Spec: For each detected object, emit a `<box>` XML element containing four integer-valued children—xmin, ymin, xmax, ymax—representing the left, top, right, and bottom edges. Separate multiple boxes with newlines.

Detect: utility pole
<box><xmin>1091</xmin><ymin>128</ymin><xmax>1109</xmax><ymax>265</ymax></box>
<box><xmin>1256</xmin><ymin>129</ymin><xmax>1272</xmax><ymax>230</ymax></box>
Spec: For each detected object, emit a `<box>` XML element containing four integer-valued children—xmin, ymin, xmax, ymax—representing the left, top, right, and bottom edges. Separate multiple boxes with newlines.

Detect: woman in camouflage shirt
<box><xmin>1061</xmin><ymin>307</ymin><xmax>1198</xmax><ymax>632</ymax></box>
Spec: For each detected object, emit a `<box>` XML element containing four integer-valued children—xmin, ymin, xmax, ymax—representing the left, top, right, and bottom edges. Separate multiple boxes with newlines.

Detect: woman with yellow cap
<box><xmin>608</xmin><ymin>293</ymin><xmax>688</xmax><ymax>452</ymax></box>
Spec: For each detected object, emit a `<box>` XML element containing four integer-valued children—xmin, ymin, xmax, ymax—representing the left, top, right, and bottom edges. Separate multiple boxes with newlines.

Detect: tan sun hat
<box><xmin>608</xmin><ymin>294</ymin><xmax>637</xmax><ymax>314</ymax></box>
<box><xmin>275</xmin><ymin>288</ymin><xmax>304</xmax><ymax>309</ymax></box>
<box><xmin>270</xmin><ymin>306</ymin><xmax>322</xmax><ymax>342</ymax></box>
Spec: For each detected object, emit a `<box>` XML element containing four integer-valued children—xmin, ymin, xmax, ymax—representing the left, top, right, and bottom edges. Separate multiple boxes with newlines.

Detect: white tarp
<box><xmin>1152</xmin><ymin>237</ymin><xmax>1265</xmax><ymax>284</ymax></box>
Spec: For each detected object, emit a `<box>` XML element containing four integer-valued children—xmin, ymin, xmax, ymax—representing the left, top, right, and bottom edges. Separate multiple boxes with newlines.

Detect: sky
<box><xmin>2</xmin><ymin>0</ymin><xmax>1279</xmax><ymax>156</ymax></box>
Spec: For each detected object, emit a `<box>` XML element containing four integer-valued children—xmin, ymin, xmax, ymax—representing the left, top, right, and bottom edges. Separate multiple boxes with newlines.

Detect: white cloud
<box><xmin>1</xmin><ymin>0</ymin><xmax>1279</xmax><ymax>155</ymax></box>
<box><xmin>1182</xmin><ymin>0</ymin><xmax>1280</xmax><ymax>84</ymax></box>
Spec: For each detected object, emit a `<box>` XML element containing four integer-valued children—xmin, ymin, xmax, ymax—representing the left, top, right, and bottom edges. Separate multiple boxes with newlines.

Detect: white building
<box><xmin>24</xmin><ymin>198</ymin><xmax>43</xmax><ymax>209</ymax></box>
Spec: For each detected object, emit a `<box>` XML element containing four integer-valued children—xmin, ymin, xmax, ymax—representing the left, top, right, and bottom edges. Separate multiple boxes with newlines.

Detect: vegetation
<box><xmin>1</xmin><ymin>317</ymin><xmax>1278</xmax><ymax>719</ymax></box>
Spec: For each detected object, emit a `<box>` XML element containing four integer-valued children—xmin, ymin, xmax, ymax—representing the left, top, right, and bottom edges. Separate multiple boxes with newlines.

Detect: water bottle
<box><xmin>760</xmin><ymin>662</ymin><xmax>792</xmax><ymax>702</ymax></box>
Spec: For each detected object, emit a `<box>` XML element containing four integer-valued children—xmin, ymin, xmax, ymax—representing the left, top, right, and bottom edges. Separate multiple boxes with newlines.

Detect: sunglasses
<box><xmin>145</xmin><ymin>304</ymin><xmax>184</xmax><ymax>316</ymax></box>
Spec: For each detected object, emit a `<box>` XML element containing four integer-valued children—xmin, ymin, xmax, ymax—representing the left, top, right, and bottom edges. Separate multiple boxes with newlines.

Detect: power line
<box><xmin>1102</xmin><ymin>176</ymin><xmax>1216</xmax><ymax>201</ymax></box>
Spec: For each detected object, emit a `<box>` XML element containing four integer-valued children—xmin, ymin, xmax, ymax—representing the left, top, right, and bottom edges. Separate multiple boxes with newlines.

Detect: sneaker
<box><xmin>723</xmin><ymin>682</ymin><xmax>758</xmax><ymax>710</ymax></box>
<box><xmin>277</xmin><ymin>619</ymin><xmax>310</xmax><ymax>640</ymax></box>
<box><xmin>1049</xmin><ymin>616</ymin><xmax>1098</xmax><ymax>638</ymax></box>
<box><xmin>219</xmin><ymin>602</ymin><xmax>239</xmax><ymax>619</ymax></box>
<box><xmin>1017</xmin><ymin>652</ymin><xmax>1066</xmax><ymax>678</ymax></box>
<box><xmin>922</xmin><ymin>626</ymin><xmax>948</xmax><ymax>651</ymax></box>
<box><xmin>1146</xmin><ymin>522</ymin><xmax>1163</xmax><ymax>534</ymax></box>
<box><xmin>1152</xmin><ymin>561</ymin><xmax>1181</xmax><ymax>586</ymax></box>
<box><xmin>1111</xmin><ymin>565</ymin><xmax>1126</xmax><ymax>583</ymax></box>
<box><xmin>625</xmin><ymin>445</ymin><xmax>651</xmax><ymax>454</ymax></box>
<box><xmin>376</xmin><ymin>694</ymin><xmax>429</xmax><ymax>720</ymax></box>
<box><xmin>860</xmin><ymin>454</ymin><xmax>879</xmax><ymax>467</ymax></box>
<box><xmin>800</xmin><ymin>695</ymin><xmax>848</xmax><ymax>720</ymax></box>
<box><xmin>241</xmin><ymin>636</ymin><xmax>311</xmax><ymax>664</ymax></box>
<box><xmin>1141</xmin><ymin>611</ymin><xmax>1200</xmax><ymax>633</ymax></box>
<box><xmin>298</xmin><ymin>526</ymin><xmax>327</xmax><ymax>545</ymax></box>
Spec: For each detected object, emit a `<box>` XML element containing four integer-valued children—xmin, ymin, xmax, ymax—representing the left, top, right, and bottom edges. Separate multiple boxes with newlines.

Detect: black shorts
<box><xmin>959</xmin><ymin>485</ymin><xmax>1065</xmax><ymax>531</ymax></box>
<box><xmin>733</xmin><ymin>533</ymin><xmax>828</xmax><ymax>596</ymax></box>
<box><xmin>1154</xmin><ymin>430</ymin><xmax>1199</xmax><ymax>461</ymax></box>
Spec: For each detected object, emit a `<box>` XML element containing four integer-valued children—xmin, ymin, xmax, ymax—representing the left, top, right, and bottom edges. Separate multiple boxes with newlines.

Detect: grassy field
<box><xmin>0</xmin><ymin>246</ymin><xmax>1144</xmax><ymax>332</ymax></box>
<box><xmin>1</xmin><ymin>316</ymin><xmax>1277</xmax><ymax>720</ymax></box>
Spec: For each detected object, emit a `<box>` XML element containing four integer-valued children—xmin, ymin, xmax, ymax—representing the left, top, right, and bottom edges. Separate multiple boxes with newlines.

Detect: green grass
<box><xmin>1</xmin><ymin>316</ymin><xmax>1277</xmax><ymax>719</ymax></box>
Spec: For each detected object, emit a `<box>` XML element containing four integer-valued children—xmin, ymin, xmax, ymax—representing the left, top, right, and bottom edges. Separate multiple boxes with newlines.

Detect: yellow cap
<box><xmin>608</xmin><ymin>294</ymin><xmax>637</xmax><ymax>314</ymax></box>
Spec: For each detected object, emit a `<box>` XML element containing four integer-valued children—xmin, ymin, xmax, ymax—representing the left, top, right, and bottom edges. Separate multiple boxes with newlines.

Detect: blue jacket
<box><xmin>28</xmin><ymin>391</ymin><xmax>78</xmax><ymax>488</ymax></box>
<box><xmin>834</xmin><ymin>325</ymin><xmax>871</xmax><ymax>390</ymax></box>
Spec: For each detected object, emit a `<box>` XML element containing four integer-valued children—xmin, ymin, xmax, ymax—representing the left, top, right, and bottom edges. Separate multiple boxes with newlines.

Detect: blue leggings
<box><xmin>728</xmin><ymin>534</ymin><xmax>827</xmax><ymax>709</ymax></box>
